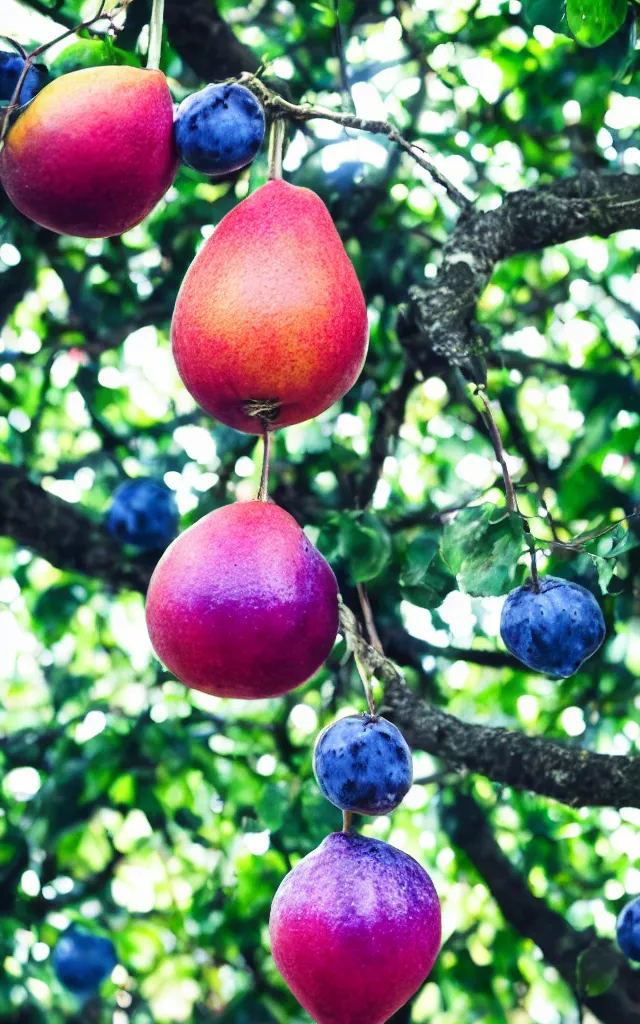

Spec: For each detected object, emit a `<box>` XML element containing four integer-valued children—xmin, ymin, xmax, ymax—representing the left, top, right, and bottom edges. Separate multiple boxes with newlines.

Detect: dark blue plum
<box><xmin>500</xmin><ymin>575</ymin><xmax>605</xmax><ymax>679</ymax></box>
<box><xmin>313</xmin><ymin>714</ymin><xmax>413</xmax><ymax>816</ymax></box>
<box><xmin>52</xmin><ymin>925</ymin><xmax>117</xmax><ymax>1000</ymax></box>
<box><xmin>0</xmin><ymin>52</ymin><xmax>48</xmax><ymax>105</ymax></box>
<box><xmin>617</xmin><ymin>896</ymin><xmax>640</xmax><ymax>961</ymax></box>
<box><xmin>174</xmin><ymin>83</ymin><xmax>265</xmax><ymax>176</ymax></box>
<box><xmin>106</xmin><ymin>479</ymin><xmax>178</xmax><ymax>550</ymax></box>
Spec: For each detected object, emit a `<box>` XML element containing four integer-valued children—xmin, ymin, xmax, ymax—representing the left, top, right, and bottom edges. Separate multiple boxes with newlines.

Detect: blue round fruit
<box><xmin>500</xmin><ymin>575</ymin><xmax>605</xmax><ymax>678</ymax></box>
<box><xmin>106</xmin><ymin>479</ymin><xmax>179</xmax><ymax>550</ymax></box>
<box><xmin>617</xmin><ymin>895</ymin><xmax>640</xmax><ymax>961</ymax></box>
<box><xmin>313</xmin><ymin>714</ymin><xmax>413</xmax><ymax>816</ymax></box>
<box><xmin>0</xmin><ymin>51</ymin><xmax>48</xmax><ymax>105</ymax></box>
<box><xmin>174</xmin><ymin>83</ymin><xmax>265</xmax><ymax>176</ymax></box>
<box><xmin>52</xmin><ymin>925</ymin><xmax>117</xmax><ymax>999</ymax></box>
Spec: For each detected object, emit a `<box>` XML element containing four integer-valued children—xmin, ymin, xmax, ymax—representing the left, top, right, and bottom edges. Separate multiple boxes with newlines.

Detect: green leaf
<box><xmin>256</xmin><ymin>783</ymin><xmax>290</xmax><ymax>832</ymax></box>
<box><xmin>576</xmin><ymin>943</ymin><xmax>619</xmax><ymax>997</ymax></box>
<box><xmin>441</xmin><ymin>504</ymin><xmax>524</xmax><ymax>597</ymax></box>
<box><xmin>401</xmin><ymin>530</ymin><xmax>441</xmax><ymax>587</ymax></box>
<box><xmin>523</xmin><ymin>0</ymin><xmax>567</xmax><ymax>31</ymax></box>
<box><xmin>339</xmin><ymin>512</ymin><xmax>392</xmax><ymax>584</ymax></box>
<box><xmin>566</xmin><ymin>0</ymin><xmax>627</xmax><ymax>46</ymax></box>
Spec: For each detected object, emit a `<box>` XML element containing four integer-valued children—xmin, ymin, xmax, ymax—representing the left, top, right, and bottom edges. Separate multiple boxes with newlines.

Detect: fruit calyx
<box><xmin>244</xmin><ymin>397</ymin><xmax>281</xmax><ymax>424</ymax></box>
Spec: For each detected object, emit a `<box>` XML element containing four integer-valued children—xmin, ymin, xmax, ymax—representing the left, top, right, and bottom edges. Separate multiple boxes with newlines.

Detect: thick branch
<box><xmin>403</xmin><ymin>170</ymin><xmax>640</xmax><ymax>368</ymax></box>
<box><xmin>164</xmin><ymin>0</ymin><xmax>259</xmax><ymax>79</ymax></box>
<box><xmin>0</xmin><ymin>466</ymin><xmax>155</xmax><ymax>593</ymax></box>
<box><xmin>3</xmin><ymin>469</ymin><xmax>640</xmax><ymax>810</ymax></box>
<box><xmin>339</xmin><ymin>602</ymin><xmax>640</xmax><ymax>810</ymax></box>
<box><xmin>445</xmin><ymin>791</ymin><xmax>640</xmax><ymax>1024</ymax></box>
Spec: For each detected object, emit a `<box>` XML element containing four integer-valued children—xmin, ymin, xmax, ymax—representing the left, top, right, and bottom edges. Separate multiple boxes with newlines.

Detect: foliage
<box><xmin>0</xmin><ymin>0</ymin><xmax>639</xmax><ymax>1023</ymax></box>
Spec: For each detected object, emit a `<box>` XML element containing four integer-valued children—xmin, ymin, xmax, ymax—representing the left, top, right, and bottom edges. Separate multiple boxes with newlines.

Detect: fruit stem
<box><xmin>356</xmin><ymin>583</ymin><xmax>384</xmax><ymax>655</ymax></box>
<box><xmin>257</xmin><ymin>425</ymin><xmax>272</xmax><ymax>501</ymax></box>
<box><xmin>342</xmin><ymin>811</ymin><xmax>353</xmax><ymax>832</ymax></box>
<box><xmin>474</xmin><ymin>387</ymin><xmax>518</xmax><ymax>514</ymax></box>
<box><xmin>267</xmin><ymin>118</ymin><xmax>286</xmax><ymax>180</ymax></box>
<box><xmin>524</xmin><ymin>526</ymin><xmax>541</xmax><ymax>593</ymax></box>
<box><xmin>147</xmin><ymin>0</ymin><xmax>165</xmax><ymax>71</ymax></box>
<box><xmin>355</xmin><ymin>653</ymin><xmax>377</xmax><ymax>717</ymax></box>
<box><xmin>473</xmin><ymin>386</ymin><xmax>542</xmax><ymax>592</ymax></box>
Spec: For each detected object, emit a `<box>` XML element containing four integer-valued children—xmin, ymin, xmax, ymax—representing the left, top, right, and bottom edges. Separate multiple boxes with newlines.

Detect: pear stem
<box><xmin>257</xmin><ymin>425</ymin><xmax>272</xmax><ymax>501</ymax></box>
<box><xmin>342</xmin><ymin>811</ymin><xmax>353</xmax><ymax>832</ymax></box>
<box><xmin>267</xmin><ymin>118</ymin><xmax>286</xmax><ymax>180</ymax></box>
<box><xmin>147</xmin><ymin>0</ymin><xmax>165</xmax><ymax>71</ymax></box>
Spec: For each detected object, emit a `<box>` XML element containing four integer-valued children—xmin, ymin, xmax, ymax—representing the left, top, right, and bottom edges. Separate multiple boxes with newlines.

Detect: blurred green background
<box><xmin>0</xmin><ymin>0</ymin><xmax>639</xmax><ymax>1021</ymax></box>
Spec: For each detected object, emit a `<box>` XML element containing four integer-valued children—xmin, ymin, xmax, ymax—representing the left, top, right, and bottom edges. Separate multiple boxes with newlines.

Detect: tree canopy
<box><xmin>0</xmin><ymin>1</ymin><xmax>639</xmax><ymax>1022</ymax></box>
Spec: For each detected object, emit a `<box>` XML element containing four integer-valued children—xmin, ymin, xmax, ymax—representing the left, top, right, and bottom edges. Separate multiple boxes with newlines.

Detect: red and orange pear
<box><xmin>171</xmin><ymin>178</ymin><xmax>369</xmax><ymax>434</ymax></box>
<box><xmin>146</xmin><ymin>501</ymin><xmax>339</xmax><ymax>700</ymax></box>
<box><xmin>0</xmin><ymin>66</ymin><xmax>178</xmax><ymax>237</ymax></box>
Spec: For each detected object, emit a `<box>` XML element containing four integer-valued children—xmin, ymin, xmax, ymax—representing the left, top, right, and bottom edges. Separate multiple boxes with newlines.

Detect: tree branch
<box><xmin>1</xmin><ymin>468</ymin><xmax>639</xmax><ymax>809</ymax></box>
<box><xmin>339</xmin><ymin>601</ymin><xmax>640</xmax><ymax>810</ymax></box>
<box><xmin>0</xmin><ymin>465</ymin><xmax>155</xmax><ymax>593</ymax></box>
<box><xmin>164</xmin><ymin>0</ymin><xmax>259</xmax><ymax>79</ymax></box>
<box><xmin>401</xmin><ymin>170</ymin><xmax>640</xmax><ymax>370</ymax></box>
<box><xmin>444</xmin><ymin>791</ymin><xmax>640</xmax><ymax>1024</ymax></box>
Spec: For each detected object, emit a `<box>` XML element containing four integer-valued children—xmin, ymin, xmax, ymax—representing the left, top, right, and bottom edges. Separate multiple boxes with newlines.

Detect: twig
<box><xmin>472</xmin><ymin>385</ymin><xmax>540</xmax><ymax>591</ymax></box>
<box><xmin>237</xmin><ymin>72</ymin><xmax>474</xmax><ymax>210</ymax></box>
<box><xmin>356</xmin><ymin>583</ymin><xmax>384</xmax><ymax>654</ymax></box>
<box><xmin>342</xmin><ymin>810</ymin><xmax>353</xmax><ymax>832</ymax></box>
<box><xmin>472</xmin><ymin>387</ymin><xmax>517</xmax><ymax>513</ymax></box>
<box><xmin>267</xmin><ymin>116</ymin><xmax>286</xmax><ymax>180</ymax></box>
<box><xmin>354</xmin><ymin>652</ymin><xmax>377</xmax><ymax>717</ymax></box>
<box><xmin>147</xmin><ymin>0</ymin><xmax>165</xmax><ymax>71</ymax></box>
<box><xmin>332</xmin><ymin>0</ymin><xmax>353</xmax><ymax>112</ymax></box>
<box><xmin>257</xmin><ymin>425</ymin><xmax>272</xmax><ymax>501</ymax></box>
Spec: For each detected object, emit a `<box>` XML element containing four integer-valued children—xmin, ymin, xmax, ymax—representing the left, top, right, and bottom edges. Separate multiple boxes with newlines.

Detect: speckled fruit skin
<box><xmin>174</xmin><ymin>83</ymin><xmax>265</xmax><ymax>176</ymax></box>
<box><xmin>314</xmin><ymin>714</ymin><xmax>413</xmax><ymax>815</ymax></box>
<box><xmin>53</xmin><ymin>925</ymin><xmax>117</xmax><ymax>999</ymax></box>
<box><xmin>617</xmin><ymin>896</ymin><xmax>640</xmax><ymax>961</ymax></box>
<box><xmin>500</xmin><ymin>575</ymin><xmax>605</xmax><ymax>678</ymax></box>
<box><xmin>171</xmin><ymin>179</ymin><xmax>369</xmax><ymax>434</ymax></box>
<box><xmin>0</xmin><ymin>66</ymin><xmax>178</xmax><ymax>237</ymax></box>
<box><xmin>145</xmin><ymin>501</ymin><xmax>339</xmax><ymax>699</ymax></box>
<box><xmin>270</xmin><ymin>832</ymin><xmax>441</xmax><ymax>1024</ymax></box>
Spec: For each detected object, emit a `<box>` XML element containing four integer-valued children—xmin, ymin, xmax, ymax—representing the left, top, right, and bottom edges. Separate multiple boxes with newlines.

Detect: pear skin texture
<box><xmin>171</xmin><ymin>179</ymin><xmax>369</xmax><ymax>433</ymax></box>
<box><xmin>270</xmin><ymin>832</ymin><xmax>441</xmax><ymax>1024</ymax></box>
<box><xmin>0</xmin><ymin>66</ymin><xmax>178</xmax><ymax>238</ymax></box>
<box><xmin>145</xmin><ymin>501</ymin><xmax>339</xmax><ymax>700</ymax></box>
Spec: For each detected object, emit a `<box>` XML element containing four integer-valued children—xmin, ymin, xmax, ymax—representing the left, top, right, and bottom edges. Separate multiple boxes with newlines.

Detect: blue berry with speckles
<box><xmin>107</xmin><ymin>479</ymin><xmax>178</xmax><ymax>551</ymax></box>
<box><xmin>174</xmin><ymin>83</ymin><xmax>265</xmax><ymax>176</ymax></box>
<box><xmin>313</xmin><ymin>713</ymin><xmax>413</xmax><ymax>816</ymax></box>
<box><xmin>53</xmin><ymin>925</ymin><xmax>117</xmax><ymax>1000</ymax></box>
<box><xmin>500</xmin><ymin>575</ymin><xmax>605</xmax><ymax>678</ymax></box>
<box><xmin>0</xmin><ymin>51</ymin><xmax>48</xmax><ymax>105</ymax></box>
<box><xmin>617</xmin><ymin>896</ymin><xmax>640</xmax><ymax>961</ymax></box>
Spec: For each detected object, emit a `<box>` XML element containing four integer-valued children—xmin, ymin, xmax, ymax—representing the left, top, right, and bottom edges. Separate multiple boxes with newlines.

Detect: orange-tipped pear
<box><xmin>171</xmin><ymin>178</ymin><xmax>369</xmax><ymax>434</ymax></box>
<box><xmin>0</xmin><ymin>66</ymin><xmax>178</xmax><ymax>237</ymax></box>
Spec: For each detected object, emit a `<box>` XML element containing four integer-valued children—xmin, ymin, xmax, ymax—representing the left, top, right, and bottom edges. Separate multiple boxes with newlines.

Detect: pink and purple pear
<box><xmin>270</xmin><ymin>831</ymin><xmax>441</xmax><ymax>1023</ymax></box>
<box><xmin>145</xmin><ymin>501</ymin><xmax>338</xmax><ymax>700</ymax></box>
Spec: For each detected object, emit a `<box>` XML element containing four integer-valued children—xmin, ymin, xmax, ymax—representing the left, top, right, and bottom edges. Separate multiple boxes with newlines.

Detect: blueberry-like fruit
<box><xmin>500</xmin><ymin>575</ymin><xmax>605</xmax><ymax>678</ymax></box>
<box><xmin>174</xmin><ymin>83</ymin><xmax>265</xmax><ymax>176</ymax></box>
<box><xmin>0</xmin><ymin>51</ymin><xmax>48</xmax><ymax>105</ymax></box>
<box><xmin>52</xmin><ymin>925</ymin><xmax>117</xmax><ymax>999</ymax></box>
<box><xmin>313</xmin><ymin>713</ymin><xmax>413</xmax><ymax>815</ymax></box>
<box><xmin>107</xmin><ymin>479</ymin><xmax>179</xmax><ymax>550</ymax></box>
<box><xmin>617</xmin><ymin>896</ymin><xmax>640</xmax><ymax>961</ymax></box>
